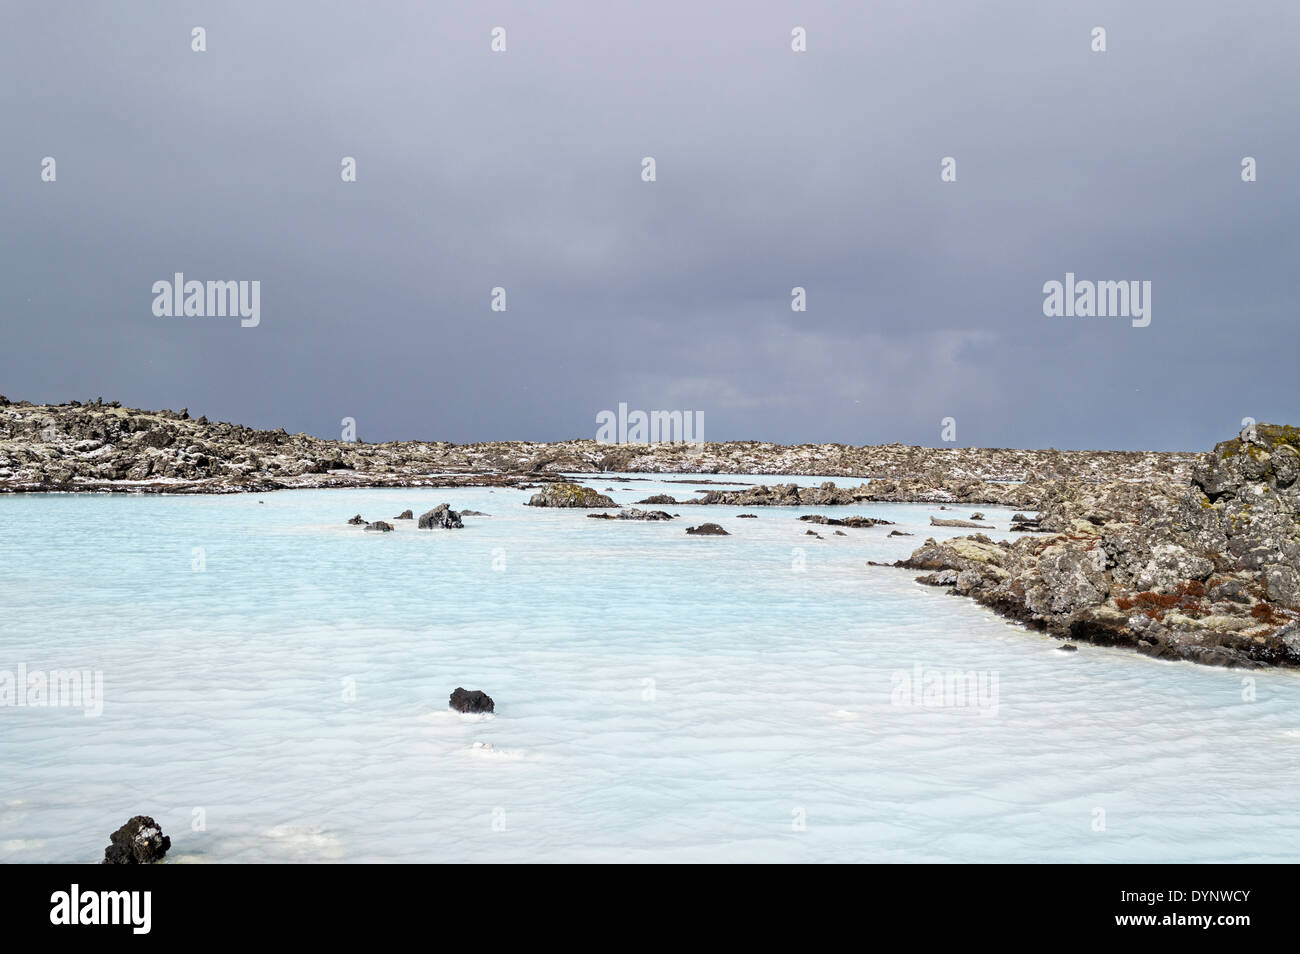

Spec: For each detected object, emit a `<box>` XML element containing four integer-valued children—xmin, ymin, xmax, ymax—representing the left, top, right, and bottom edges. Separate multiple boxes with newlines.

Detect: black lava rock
<box><xmin>449</xmin><ymin>687</ymin><xmax>495</xmax><ymax>714</ymax></box>
<box><xmin>103</xmin><ymin>815</ymin><xmax>171</xmax><ymax>864</ymax></box>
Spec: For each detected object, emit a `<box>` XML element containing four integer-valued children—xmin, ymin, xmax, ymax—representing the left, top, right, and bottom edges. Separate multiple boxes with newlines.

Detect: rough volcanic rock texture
<box><xmin>897</xmin><ymin>424</ymin><xmax>1300</xmax><ymax>668</ymax></box>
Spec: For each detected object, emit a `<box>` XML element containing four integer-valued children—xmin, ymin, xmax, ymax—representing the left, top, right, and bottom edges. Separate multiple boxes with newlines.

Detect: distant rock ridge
<box><xmin>896</xmin><ymin>423</ymin><xmax>1300</xmax><ymax>668</ymax></box>
<box><xmin>0</xmin><ymin>398</ymin><xmax>1196</xmax><ymax>494</ymax></box>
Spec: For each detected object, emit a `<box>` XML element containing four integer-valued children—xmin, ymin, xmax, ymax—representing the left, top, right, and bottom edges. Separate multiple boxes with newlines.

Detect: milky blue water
<box><xmin>2</xmin><ymin>475</ymin><xmax>1299</xmax><ymax>863</ymax></box>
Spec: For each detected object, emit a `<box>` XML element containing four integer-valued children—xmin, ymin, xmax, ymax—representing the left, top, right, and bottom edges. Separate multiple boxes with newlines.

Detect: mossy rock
<box><xmin>527</xmin><ymin>482</ymin><xmax>617</xmax><ymax>508</ymax></box>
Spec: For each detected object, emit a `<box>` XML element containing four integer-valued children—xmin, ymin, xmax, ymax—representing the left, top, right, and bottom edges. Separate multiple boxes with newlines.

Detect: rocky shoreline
<box><xmin>894</xmin><ymin>424</ymin><xmax>1300</xmax><ymax>669</ymax></box>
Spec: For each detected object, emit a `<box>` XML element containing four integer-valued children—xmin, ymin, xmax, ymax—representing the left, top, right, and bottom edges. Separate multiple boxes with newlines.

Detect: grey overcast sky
<box><xmin>1</xmin><ymin>1</ymin><xmax>1296</xmax><ymax>450</ymax></box>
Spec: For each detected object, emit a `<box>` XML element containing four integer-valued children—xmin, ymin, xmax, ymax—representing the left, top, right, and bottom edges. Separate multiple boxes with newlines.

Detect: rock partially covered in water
<box><xmin>636</xmin><ymin>494</ymin><xmax>678</xmax><ymax>505</ymax></box>
<box><xmin>103</xmin><ymin>815</ymin><xmax>171</xmax><ymax>864</ymax></box>
<box><xmin>449</xmin><ymin>687</ymin><xmax>495</xmax><ymax>713</ymax></box>
<box><xmin>800</xmin><ymin>514</ymin><xmax>893</xmax><ymax>528</ymax></box>
<box><xmin>347</xmin><ymin>514</ymin><xmax>366</xmax><ymax>525</ymax></box>
<box><xmin>365</xmin><ymin>521</ymin><xmax>394</xmax><ymax>532</ymax></box>
<box><xmin>527</xmin><ymin>482</ymin><xmax>617</xmax><ymax>508</ymax></box>
<box><xmin>419</xmin><ymin>503</ymin><xmax>464</xmax><ymax>529</ymax></box>
<box><xmin>930</xmin><ymin>516</ymin><xmax>993</xmax><ymax>529</ymax></box>
<box><xmin>686</xmin><ymin>523</ymin><xmax>729</xmax><ymax>535</ymax></box>
<box><xmin>588</xmin><ymin>508</ymin><xmax>674</xmax><ymax>521</ymax></box>
<box><xmin>394</xmin><ymin>509</ymin><xmax>414</xmax><ymax>520</ymax></box>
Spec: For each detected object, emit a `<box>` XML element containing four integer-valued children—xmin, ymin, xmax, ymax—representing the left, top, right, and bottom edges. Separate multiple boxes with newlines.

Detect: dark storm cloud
<box><xmin>2</xmin><ymin>1</ymin><xmax>1296</xmax><ymax>450</ymax></box>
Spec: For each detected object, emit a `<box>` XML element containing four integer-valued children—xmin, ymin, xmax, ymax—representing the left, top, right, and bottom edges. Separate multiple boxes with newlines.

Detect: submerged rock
<box><xmin>449</xmin><ymin>687</ymin><xmax>495</xmax><ymax>714</ymax></box>
<box><xmin>364</xmin><ymin>521</ymin><xmax>394</xmax><ymax>532</ymax></box>
<box><xmin>103</xmin><ymin>815</ymin><xmax>171</xmax><ymax>865</ymax></box>
<box><xmin>418</xmin><ymin>503</ymin><xmax>463</xmax><ymax>529</ymax></box>
<box><xmin>527</xmin><ymin>482</ymin><xmax>617</xmax><ymax>508</ymax></box>
<box><xmin>347</xmin><ymin>514</ymin><xmax>366</xmax><ymax>525</ymax></box>
<box><xmin>686</xmin><ymin>523</ymin><xmax>729</xmax><ymax>535</ymax></box>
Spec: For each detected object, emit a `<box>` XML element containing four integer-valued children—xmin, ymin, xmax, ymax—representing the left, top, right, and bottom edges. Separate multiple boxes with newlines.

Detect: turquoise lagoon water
<box><xmin>2</xmin><ymin>474</ymin><xmax>1299</xmax><ymax>863</ymax></box>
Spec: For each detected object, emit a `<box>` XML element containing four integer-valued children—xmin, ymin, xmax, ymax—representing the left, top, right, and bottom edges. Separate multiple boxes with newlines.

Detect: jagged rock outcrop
<box><xmin>895</xmin><ymin>423</ymin><xmax>1300</xmax><ymax>668</ymax></box>
<box><xmin>685</xmin><ymin>523</ymin><xmax>729</xmax><ymax>535</ymax></box>
<box><xmin>418</xmin><ymin>504</ymin><xmax>464</xmax><ymax>529</ymax></box>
